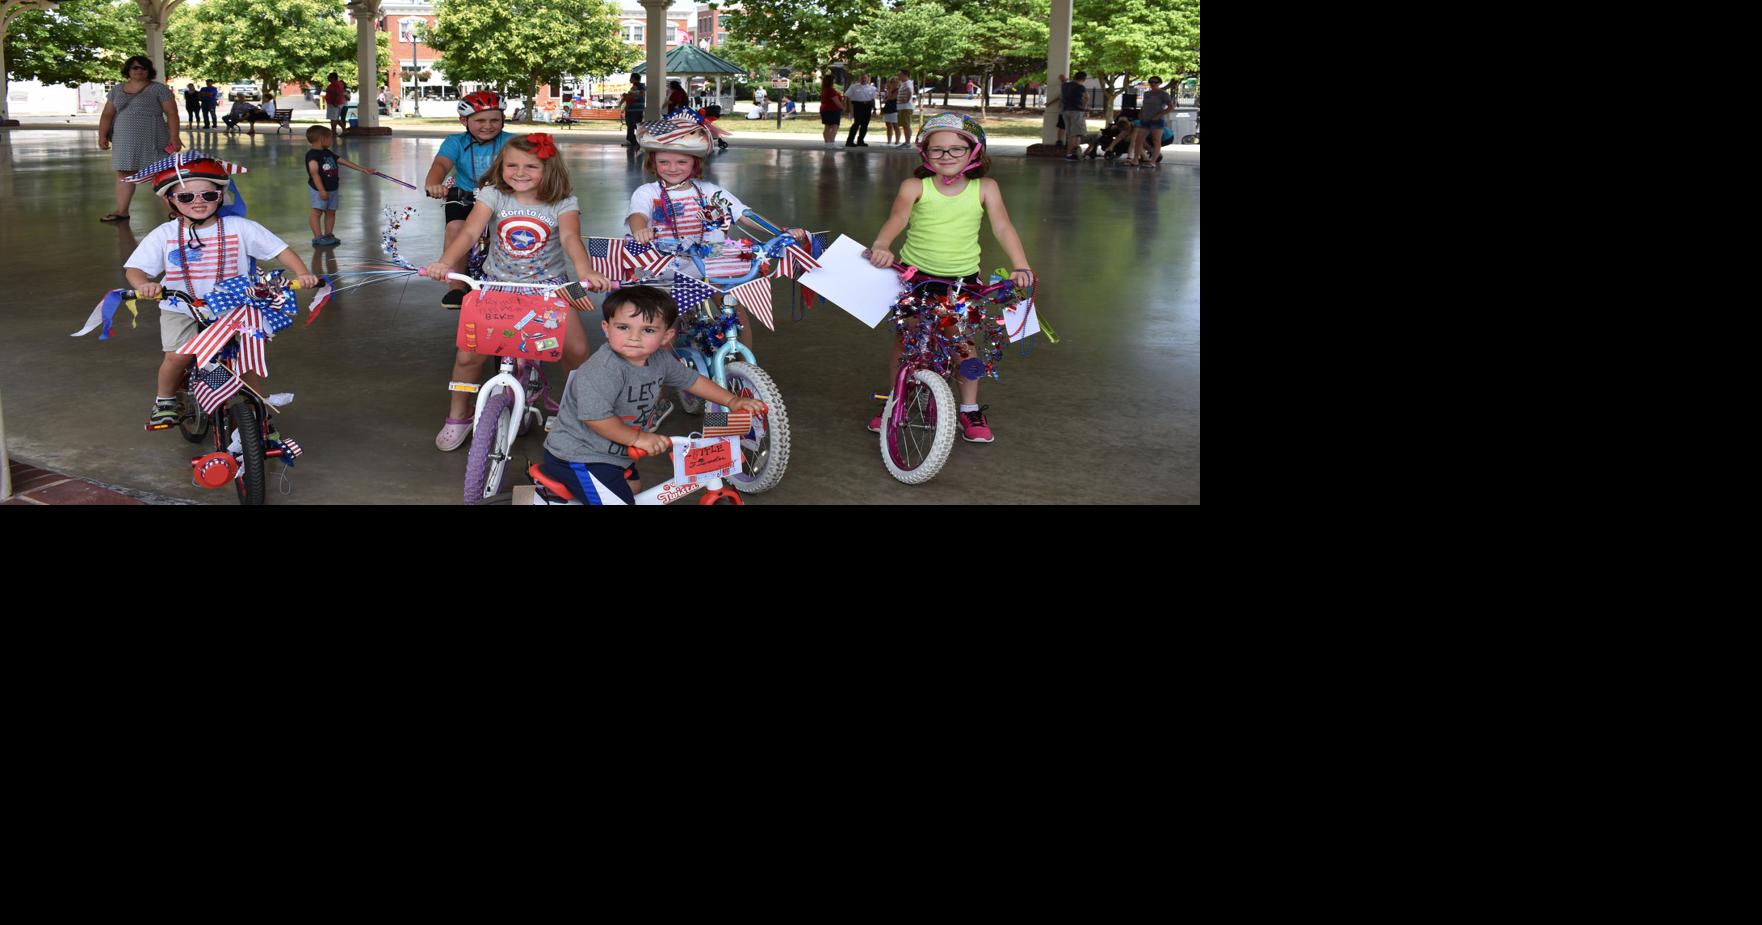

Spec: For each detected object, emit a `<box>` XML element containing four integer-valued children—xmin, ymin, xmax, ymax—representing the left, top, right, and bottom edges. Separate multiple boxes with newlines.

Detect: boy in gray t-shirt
<box><xmin>541</xmin><ymin>286</ymin><xmax>768</xmax><ymax>503</ymax></box>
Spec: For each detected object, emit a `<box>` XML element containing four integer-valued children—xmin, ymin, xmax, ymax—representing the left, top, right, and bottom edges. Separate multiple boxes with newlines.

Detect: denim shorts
<box><xmin>309</xmin><ymin>187</ymin><xmax>339</xmax><ymax>211</ymax></box>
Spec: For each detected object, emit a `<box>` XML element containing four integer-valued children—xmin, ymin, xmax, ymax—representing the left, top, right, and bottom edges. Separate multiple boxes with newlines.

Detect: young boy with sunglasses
<box><xmin>123</xmin><ymin>153</ymin><xmax>319</xmax><ymax>429</ymax></box>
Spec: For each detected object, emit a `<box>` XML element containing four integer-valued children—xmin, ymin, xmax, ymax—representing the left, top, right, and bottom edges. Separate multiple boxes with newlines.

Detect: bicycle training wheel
<box><xmin>880</xmin><ymin>369</ymin><xmax>955</xmax><ymax>485</ymax></box>
<box><xmin>229</xmin><ymin>400</ymin><xmax>267</xmax><ymax>505</ymax></box>
<box><xmin>721</xmin><ymin>362</ymin><xmax>788</xmax><ymax>493</ymax></box>
<box><xmin>463</xmin><ymin>388</ymin><xmax>515</xmax><ymax>505</ymax></box>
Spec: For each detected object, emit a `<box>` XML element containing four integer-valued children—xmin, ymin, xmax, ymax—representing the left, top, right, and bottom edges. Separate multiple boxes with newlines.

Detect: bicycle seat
<box><xmin>527</xmin><ymin>463</ymin><xmax>574</xmax><ymax>501</ymax></box>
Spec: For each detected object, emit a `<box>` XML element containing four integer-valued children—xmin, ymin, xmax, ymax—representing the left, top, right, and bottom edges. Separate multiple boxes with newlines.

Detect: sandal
<box><xmin>436</xmin><ymin>417</ymin><xmax>472</xmax><ymax>452</ymax></box>
<box><xmin>100</xmin><ymin>213</ymin><xmax>130</xmax><ymax>223</ymax></box>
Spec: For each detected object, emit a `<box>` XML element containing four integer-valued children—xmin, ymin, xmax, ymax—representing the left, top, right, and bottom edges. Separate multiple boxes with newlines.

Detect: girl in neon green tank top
<box><xmin>865</xmin><ymin>113</ymin><xmax>1033</xmax><ymax>443</ymax></box>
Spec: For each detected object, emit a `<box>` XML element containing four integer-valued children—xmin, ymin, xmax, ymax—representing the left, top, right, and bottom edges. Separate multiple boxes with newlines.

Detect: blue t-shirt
<box><xmin>437</xmin><ymin>131</ymin><xmax>512</xmax><ymax>192</ymax></box>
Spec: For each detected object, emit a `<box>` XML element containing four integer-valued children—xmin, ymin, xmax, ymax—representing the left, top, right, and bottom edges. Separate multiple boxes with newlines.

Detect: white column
<box><xmin>640</xmin><ymin>0</ymin><xmax>669</xmax><ymax>112</ymax></box>
<box><xmin>1042</xmin><ymin>0</ymin><xmax>1072</xmax><ymax>144</ymax></box>
<box><xmin>135</xmin><ymin>0</ymin><xmax>185</xmax><ymax>87</ymax></box>
<box><xmin>349</xmin><ymin>0</ymin><xmax>381</xmax><ymax>129</ymax></box>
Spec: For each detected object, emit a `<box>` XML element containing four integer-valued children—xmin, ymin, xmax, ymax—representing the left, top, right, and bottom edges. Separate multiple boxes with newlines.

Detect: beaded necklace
<box><xmin>658</xmin><ymin>180</ymin><xmax>710</xmax><ymax>241</ymax></box>
<box><xmin>178</xmin><ymin>213</ymin><xmax>227</xmax><ymax>316</ymax></box>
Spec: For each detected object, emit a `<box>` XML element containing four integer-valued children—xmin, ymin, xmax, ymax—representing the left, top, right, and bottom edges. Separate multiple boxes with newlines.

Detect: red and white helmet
<box><xmin>458</xmin><ymin>90</ymin><xmax>504</xmax><ymax>117</ymax></box>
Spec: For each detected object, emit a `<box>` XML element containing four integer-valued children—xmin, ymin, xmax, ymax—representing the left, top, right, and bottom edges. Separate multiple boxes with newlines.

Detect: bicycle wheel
<box><xmin>674</xmin><ymin>351</ymin><xmax>704</xmax><ymax>415</ymax></box>
<box><xmin>229</xmin><ymin>400</ymin><xmax>267</xmax><ymax>505</ymax></box>
<box><xmin>722</xmin><ymin>362</ymin><xmax>789</xmax><ymax>493</ymax></box>
<box><xmin>880</xmin><ymin>369</ymin><xmax>956</xmax><ymax>485</ymax></box>
<box><xmin>176</xmin><ymin>389</ymin><xmax>210</xmax><ymax>443</ymax></box>
<box><xmin>463</xmin><ymin>388</ymin><xmax>515</xmax><ymax>505</ymax></box>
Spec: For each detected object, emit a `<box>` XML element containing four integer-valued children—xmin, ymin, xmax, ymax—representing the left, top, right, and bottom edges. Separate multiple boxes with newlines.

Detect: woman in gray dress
<box><xmin>97</xmin><ymin>55</ymin><xmax>182</xmax><ymax>223</ymax></box>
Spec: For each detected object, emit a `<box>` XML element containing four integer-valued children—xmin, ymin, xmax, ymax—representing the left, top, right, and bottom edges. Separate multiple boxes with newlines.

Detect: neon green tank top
<box><xmin>898</xmin><ymin>178</ymin><xmax>982</xmax><ymax>277</ymax></box>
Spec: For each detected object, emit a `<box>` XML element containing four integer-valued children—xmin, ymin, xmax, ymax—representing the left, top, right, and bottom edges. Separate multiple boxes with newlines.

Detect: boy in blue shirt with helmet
<box><xmin>423</xmin><ymin>90</ymin><xmax>513</xmax><ymax>308</ymax></box>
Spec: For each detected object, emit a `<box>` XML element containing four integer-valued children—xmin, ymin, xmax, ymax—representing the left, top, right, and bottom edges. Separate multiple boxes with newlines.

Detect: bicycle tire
<box><xmin>722</xmin><ymin>361</ymin><xmax>788</xmax><ymax>493</ymax></box>
<box><xmin>881</xmin><ymin>369</ymin><xmax>955</xmax><ymax>485</ymax></box>
<box><xmin>229</xmin><ymin>400</ymin><xmax>267</xmax><ymax>505</ymax></box>
<box><xmin>463</xmin><ymin>388</ymin><xmax>515</xmax><ymax>505</ymax></box>
<box><xmin>675</xmin><ymin>351</ymin><xmax>704</xmax><ymax>415</ymax></box>
<box><xmin>176</xmin><ymin>388</ymin><xmax>210</xmax><ymax>443</ymax></box>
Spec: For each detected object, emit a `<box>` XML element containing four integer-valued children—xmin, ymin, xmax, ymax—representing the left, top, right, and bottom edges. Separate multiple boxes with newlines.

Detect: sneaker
<box><xmin>147</xmin><ymin>399</ymin><xmax>179</xmax><ymax>428</ymax></box>
<box><xmin>312</xmin><ymin>236</ymin><xmax>329</xmax><ymax>246</ymax></box>
<box><xmin>866</xmin><ymin>415</ymin><xmax>881</xmax><ymax>434</ymax></box>
<box><xmin>958</xmin><ymin>406</ymin><xmax>994</xmax><ymax>443</ymax></box>
<box><xmin>1064</xmin><ymin>153</ymin><xmax>1078</xmax><ymax>161</ymax></box>
<box><xmin>319</xmin><ymin>234</ymin><xmax>341</xmax><ymax>245</ymax></box>
<box><xmin>441</xmin><ymin>289</ymin><xmax>464</xmax><ymax>310</ymax></box>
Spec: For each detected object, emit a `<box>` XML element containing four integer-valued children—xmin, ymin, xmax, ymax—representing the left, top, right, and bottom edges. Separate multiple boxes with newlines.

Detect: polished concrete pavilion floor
<box><xmin>0</xmin><ymin>128</ymin><xmax>1198</xmax><ymax>504</ymax></box>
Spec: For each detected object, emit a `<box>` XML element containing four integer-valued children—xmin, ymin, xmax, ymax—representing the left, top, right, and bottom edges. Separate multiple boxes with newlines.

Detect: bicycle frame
<box><xmin>528</xmin><ymin>436</ymin><xmax>743</xmax><ymax>506</ymax></box>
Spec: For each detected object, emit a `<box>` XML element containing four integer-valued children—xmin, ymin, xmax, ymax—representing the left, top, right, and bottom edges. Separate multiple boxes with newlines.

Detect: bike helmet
<box><xmin>915</xmin><ymin>112</ymin><xmax>987</xmax><ymax>181</ymax></box>
<box><xmin>124</xmin><ymin>151</ymin><xmax>246</xmax><ymax>195</ymax></box>
<box><xmin>458</xmin><ymin>90</ymin><xmax>504</xmax><ymax>117</ymax></box>
<box><xmin>636</xmin><ymin>111</ymin><xmax>712</xmax><ymax>158</ymax></box>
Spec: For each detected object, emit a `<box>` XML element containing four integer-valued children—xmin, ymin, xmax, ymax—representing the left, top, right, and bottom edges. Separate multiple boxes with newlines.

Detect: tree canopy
<box><xmin>4</xmin><ymin>0</ymin><xmax>145</xmax><ymax>87</ymax></box>
<box><xmin>167</xmin><ymin>0</ymin><xmax>359</xmax><ymax>91</ymax></box>
<box><xmin>421</xmin><ymin>0</ymin><xmax>634</xmax><ymax>120</ymax></box>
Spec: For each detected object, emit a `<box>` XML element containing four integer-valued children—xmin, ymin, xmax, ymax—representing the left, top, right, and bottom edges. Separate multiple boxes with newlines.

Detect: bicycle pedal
<box><xmin>145</xmin><ymin>422</ymin><xmax>174</xmax><ymax>431</ymax></box>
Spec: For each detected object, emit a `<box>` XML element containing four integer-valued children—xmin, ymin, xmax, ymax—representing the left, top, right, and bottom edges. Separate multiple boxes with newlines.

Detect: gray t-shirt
<box><xmin>1140</xmin><ymin>89</ymin><xmax>1173</xmax><ymax>121</ymax></box>
<box><xmin>474</xmin><ymin>187</ymin><xmax>580</xmax><ymax>284</ymax></box>
<box><xmin>544</xmin><ymin>344</ymin><xmax>700</xmax><ymax>466</ymax></box>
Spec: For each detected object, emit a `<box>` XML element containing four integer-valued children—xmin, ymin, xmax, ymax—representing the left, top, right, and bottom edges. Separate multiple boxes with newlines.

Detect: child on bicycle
<box><xmin>423</xmin><ymin>90</ymin><xmax>513</xmax><ymax>309</ymax></box>
<box><xmin>864</xmin><ymin>113</ymin><xmax>1033</xmax><ymax>444</ymax></box>
<box><xmin>123</xmin><ymin>153</ymin><xmax>319</xmax><ymax>429</ymax></box>
<box><xmin>422</xmin><ymin>132</ymin><xmax>615</xmax><ymax>452</ymax></box>
<box><xmin>625</xmin><ymin>111</ymin><xmax>809</xmax><ymax>348</ymax></box>
<box><xmin>540</xmin><ymin>286</ymin><xmax>767</xmax><ymax>504</ymax></box>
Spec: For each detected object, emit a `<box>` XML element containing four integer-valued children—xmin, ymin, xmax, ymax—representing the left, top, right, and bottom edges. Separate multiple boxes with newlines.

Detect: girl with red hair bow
<box><xmin>422</xmin><ymin>133</ymin><xmax>615</xmax><ymax>452</ymax></box>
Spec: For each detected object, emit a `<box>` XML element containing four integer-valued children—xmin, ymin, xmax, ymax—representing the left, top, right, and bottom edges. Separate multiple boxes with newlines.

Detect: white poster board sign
<box><xmin>795</xmin><ymin>235</ymin><xmax>907</xmax><ymax>328</ymax></box>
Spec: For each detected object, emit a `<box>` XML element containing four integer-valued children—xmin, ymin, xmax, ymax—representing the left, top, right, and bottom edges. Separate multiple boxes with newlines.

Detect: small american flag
<box><xmin>192</xmin><ymin>363</ymin><xmax>242</xmax><ymax>414</ymax></box>
<box><xmin>177</xmin><ymin>307</ymin><xmax>245</xmax><ymax>366</ymax></box>
<box><xmin>587</xmin><ymin>238</ymin><xmax>623</xmax><ymax>280</ymax></box>
<box><xmin>731</xmin><ymin>278</ymin><xmax>774</xmax><ymax>331</ymax></box>
<box><xmin>623</xmin><ymin>239</ymin><xmax>674</xmax><ymax>277</ymax></box>
<box><xmin>701</xmin><ymin>410</ymin><xmax>753</xmax><ymax>437</ymax></box>
<box><xmin>670</xmin><ymin>275</ymin><xmax>720</xmax><ymax>314</ymax></box>
<box><xmin>785</xmin><ymin>244</ymin><xmax>822</xmax><ymax>277</ymax></box>
<box><xmin>234</xmin><ymin>307</ymin><xmax>267</xmax><ymax>377</ymax></box>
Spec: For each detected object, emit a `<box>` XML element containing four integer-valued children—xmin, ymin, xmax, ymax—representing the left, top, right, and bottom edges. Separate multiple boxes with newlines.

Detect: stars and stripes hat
<box><xmin>637</xmin><ymin>114</ymin><xmax>712</xmax><ymax>157</ymax></box>
<box><xmin>125</xmin><ymin>151</ymin><xmax>247</xmax><ymax>195</ymax></box>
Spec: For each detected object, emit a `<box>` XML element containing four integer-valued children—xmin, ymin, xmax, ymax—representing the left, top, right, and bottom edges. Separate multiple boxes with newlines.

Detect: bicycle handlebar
<box><xmin>444</xmin><ymin>273</ymin><xmax>565</xmax><ymax>292</ymax></box>
<box><xmin>129</xmin><ymin>278</ymin><xmax>309</xmax><ymax>303</ymax></box>
<box><xmin>627</xmin><ymin>437</ymin><xmax>672</xmax><ymax>461</ymax></box>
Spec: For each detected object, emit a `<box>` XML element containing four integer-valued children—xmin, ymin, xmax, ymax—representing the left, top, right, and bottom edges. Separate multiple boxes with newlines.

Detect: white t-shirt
<box><xmin>627</xmin><ymin>180</ymin><xmax>755</xmax><ymax>279</ymax></box>
<box><xmin>846</xmin><ymin>83</ymin><xmax>878</xmax><ymax>103</ymax></box>
<box><xmin>125</xmin><ymin>217</ymin><xmax>290</xmax><ymax>317</ymax></box>
<box><xmin>754</xmin><ymin>87</ymin><xmax>767</xmax><ymax>102</ymax></box>
<box><xmin>897</xmin><ymin>79</ymin><xmax>915</xmax><ymax>110</ymax></box>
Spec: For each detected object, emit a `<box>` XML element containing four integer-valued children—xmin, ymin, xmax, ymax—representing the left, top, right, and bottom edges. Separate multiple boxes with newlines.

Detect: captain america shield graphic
<box><xmin>498</xmin><ymin>218</ymin><xmax>551</xmax><ymax>258</ymax></box>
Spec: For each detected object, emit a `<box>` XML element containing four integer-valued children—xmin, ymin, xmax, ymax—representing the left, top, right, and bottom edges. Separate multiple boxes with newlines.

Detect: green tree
<box><xmin>333</xmin><ymin>32</ymin><xmax>392</xmax><ymax>96</ymax></box>
<box><xmin>717</xmin><ymin>0</ymin><xmax>882</xmax><ymax>76</ymax></box>
<box><xmin>944</xmin><ymin>0</ymin><xmax>1045</xmax><ymax>118</ymax></box>
<box><xmin>3</xmin><ymin>0</ymin><xmax>144</xmax><ymax>87</ymax></box>
<box><xmin>168</xmin><ymin>0</ymin><xmax>356</xmax><ymax>99</ymax></box>
<box><xmin>1072</xmin><ymin>0</ymin><xmax>1199</xmax><ymax>120</ymax></box>
<box><xmin>861</xmin><ymin>0</ymin><xmax>974</xmax><ymax>104</ymax></box>
<box><xmin>421</xmin><ymin>0</ymin><xmax>634</xmax><ymax>123</ymax></box>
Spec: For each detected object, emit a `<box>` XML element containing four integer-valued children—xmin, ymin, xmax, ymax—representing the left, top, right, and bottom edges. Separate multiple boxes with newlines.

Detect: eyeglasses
<box><xmin>926</xmin><ymin>146</ymin><xmax>970</xmax><ymax>160</ymax></box>
<box><xmin>172</xmin><ymin>191</ymin><xmax>223</xmax><ymax>203</ymax></box>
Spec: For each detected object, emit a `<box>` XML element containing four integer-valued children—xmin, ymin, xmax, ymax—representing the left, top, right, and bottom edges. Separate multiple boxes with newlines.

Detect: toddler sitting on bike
<box><xmin>122</xmin><ymin>153</ymin><xmax>319</xmax><ymax>428</ymax></box>
<box><xmin>540</xmin><ymin>286</ymin><xmax>766</xmax><ymax>505</ymax></box>
<box><xmin>626</xmin><ymin>110</ymin><xmax>810</xmax><ymax>349</ymax></box>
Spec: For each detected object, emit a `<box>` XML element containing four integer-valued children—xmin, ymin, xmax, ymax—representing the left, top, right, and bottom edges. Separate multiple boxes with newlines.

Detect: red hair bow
<box><xmin>527</xmin><ymin>133</ymin><xmax>557</xmax><ymax>160</ymax></box>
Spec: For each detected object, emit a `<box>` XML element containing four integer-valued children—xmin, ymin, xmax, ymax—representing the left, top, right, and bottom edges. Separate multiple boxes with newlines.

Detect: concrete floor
<box><xmin>0</xmin><ymin>128</ymin><xmax>1198</xmax><ymax>504</ymax></box>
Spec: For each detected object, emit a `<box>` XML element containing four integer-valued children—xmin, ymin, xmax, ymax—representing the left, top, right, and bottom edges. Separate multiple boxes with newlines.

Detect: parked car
<box><xmin>230</xmin><ymin>81</ymin><xmax>259</xmax><ymax>101</ymax></box>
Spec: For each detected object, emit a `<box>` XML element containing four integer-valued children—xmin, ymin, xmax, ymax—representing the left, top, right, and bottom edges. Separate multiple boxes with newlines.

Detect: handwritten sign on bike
<box><xmin>999</xmin><ymin>298</ymin><xmax>1040</xmax><ymax>342</ymax></box>
<box><xmin>677</xmin><ymin>436</ymin><xmax>740</xmax><ymax>482</ymax></box>
<box><xmin>458</xmin><ymin>289</ymin><xmax>568</xmax><ymax>361</ymax></box>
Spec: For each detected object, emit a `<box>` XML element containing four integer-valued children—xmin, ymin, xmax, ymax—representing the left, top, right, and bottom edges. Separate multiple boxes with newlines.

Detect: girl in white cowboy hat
<box><xmin>626</xmin><ymin>112</ymin><xmax>811</xmax><ymax>349</ymax></box>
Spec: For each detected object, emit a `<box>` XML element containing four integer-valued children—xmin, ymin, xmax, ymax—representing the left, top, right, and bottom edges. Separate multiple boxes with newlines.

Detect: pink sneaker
<box><xmin>867</xmin><ymin>415</ymin><xmax>882</xmax><ymax>434</ymax></box>
<box><xmin>958</xmin><ymin>406</ymin><xmax>994</xmax><ymax>443</ymax></box>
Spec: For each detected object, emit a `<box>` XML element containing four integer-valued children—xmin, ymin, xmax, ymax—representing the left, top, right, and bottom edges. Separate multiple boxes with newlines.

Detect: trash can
<box><xmin>1170</xmin><ymin>111</ymin><xmax>1196</xmax><ymax>141</ymax></box>
<box><xmin>348</xmin><ymin>118</ymin><xmax>359</xmax><ymax>129</ymax></box>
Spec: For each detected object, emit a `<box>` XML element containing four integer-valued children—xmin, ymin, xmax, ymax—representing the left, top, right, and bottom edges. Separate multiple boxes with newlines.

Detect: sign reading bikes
<box><xmin>457</xmin><ymin>290</ymin><xmax>568</xmax><ymax>360</ymax></box>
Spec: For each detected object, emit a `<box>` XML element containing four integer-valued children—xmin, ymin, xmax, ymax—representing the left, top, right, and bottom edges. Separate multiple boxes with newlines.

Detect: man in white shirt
<box><xmin>843</xmin><ymin>75</ymin><xmax>878</xmax><ymax>146</ymax></box>
<box><xmin>753</xmin><ymin>85</ymin><xmax>768</xmax><ymax>117</ymax></box>
<box><xmin>895</xmin><ymin>70</ymin><xmax>915</xmax><ymax>146</ymax></box>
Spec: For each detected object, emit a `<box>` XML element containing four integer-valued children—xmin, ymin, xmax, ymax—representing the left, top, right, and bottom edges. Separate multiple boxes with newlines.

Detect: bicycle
<box><xmin>523</xmin><ymin>433</ymin><xmax>751</xmax><ymax>506</ymax></box>
<box><xmin>637</xmin><ymin>232</ymin><xmax>804</xmax><ymax>494</ymax></box>
<box><xmin>877</xmin><ymin>273</ymin><xmax>1031</xmax><ymax>485</ymax></box>
<box><xmin>105</xmin><ymin>272</ymin><xmax>311</xmax><ymax>504</ymax></box>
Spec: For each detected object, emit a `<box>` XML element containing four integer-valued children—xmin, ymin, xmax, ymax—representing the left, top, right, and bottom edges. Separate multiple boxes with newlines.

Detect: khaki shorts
<box><xmin>160</xmin><ymin>309</ymin><xmax>200</xmax><ymax>353</ymax></box>
<box><xmin>1063</xmin><ymin>111</ymin><xmax>1087</xmax><ymax>139</ymax></box>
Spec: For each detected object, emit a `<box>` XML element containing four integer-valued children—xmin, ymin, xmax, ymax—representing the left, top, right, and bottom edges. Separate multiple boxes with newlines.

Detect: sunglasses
<box><xmin>171</xmin><ymin>191</ymin><xmax>223</xmax><ymax>203</ymax></box>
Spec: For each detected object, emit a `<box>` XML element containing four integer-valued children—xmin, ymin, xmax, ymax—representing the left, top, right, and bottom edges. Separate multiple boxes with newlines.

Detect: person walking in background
<box><xmin>819</xmin><ymin>74</ymin><xmax>845</xmax><ymax>146</ymax></box>
<box><xmin>880</xmin><ymin>77</ymin><xmax>901</xmax><ymax>145</ymax></box>
<box><xmin>182</xmin><ymin>84</ymin><xmax>201</xmax><ymax>133</ymax></box>
<box><xmin>97</xmin><ymin>56</ymin><xmax>181</xmax><ymax>223</ymax></box>
<box><xmin>324</xmin><ymin>72</ymin><xmax>349</xmax><ymax>139</ymax></box>
<box><xmin>894</xmin><ymin>69</ymin><xmax>916</xmax><ymax>146</ymax></box>
<box><xmin>620</xmin><ymin>78</ymin><xmax>645</xmax><ymax>146</ymax></box>
<box><xmin>1061</xmin><ymin>71</ymin><xmax>1090</xmax><ymax>160</ymax></box>
<box><xmin>845</xmin><ymin>74</ymin><xmax>877</xmax><ymax>147</ymax></box>
<box><xmin>199</xmin><ymin>80</ymin><xmax>219</xmax><ymax>128</ymax></box>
